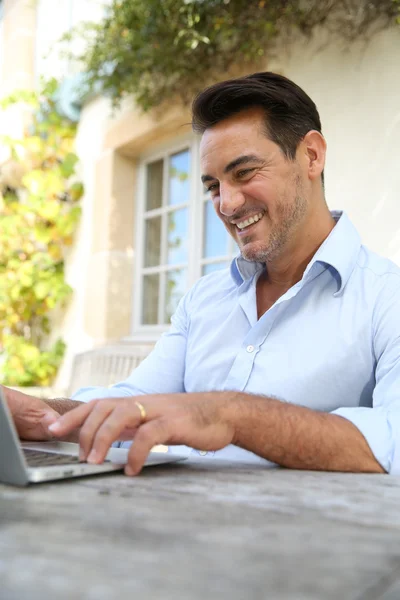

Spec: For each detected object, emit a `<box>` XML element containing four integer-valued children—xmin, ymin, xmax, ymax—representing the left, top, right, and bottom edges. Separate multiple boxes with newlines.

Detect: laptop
<box><xmin>0</xmin><ymin>389</ymin><xmax>187</xmax><ymax>486</ymax></box>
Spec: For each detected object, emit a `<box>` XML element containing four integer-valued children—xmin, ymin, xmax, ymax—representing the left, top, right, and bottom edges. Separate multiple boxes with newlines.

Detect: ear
<box><xmin>300</xmin><ymin>130</ymin><xmax>326</xmax><ymax>182</ymax></box>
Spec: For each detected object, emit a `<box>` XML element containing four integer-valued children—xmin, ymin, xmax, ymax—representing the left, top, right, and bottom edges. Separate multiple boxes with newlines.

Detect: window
<box><xmin>140</xmin><ymin>147</ymin><xmax>190</xmax><ymax>326</ymax></box>
<box><xmin>134</xmin><ymin>137</ymin><xmax>238</xmax><ymax>334</ymax></box>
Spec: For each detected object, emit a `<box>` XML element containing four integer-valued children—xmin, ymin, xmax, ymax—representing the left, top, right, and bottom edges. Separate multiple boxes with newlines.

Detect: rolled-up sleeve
<box><xmin>72</xmin><ymin>289</ymin><xmax>190</xmax><ymax>403</ymax></box>
<box><xmin>332</xmin><ymin>280</ymin><xmax>400</xmax><ymax>474</ymax></box>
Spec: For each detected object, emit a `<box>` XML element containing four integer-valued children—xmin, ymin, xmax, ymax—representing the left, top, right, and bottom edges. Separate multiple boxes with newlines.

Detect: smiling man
<box><xmin>4</xmin><ymin>72</ymin><xmax>400</xmax><ymax>476</ymax></box>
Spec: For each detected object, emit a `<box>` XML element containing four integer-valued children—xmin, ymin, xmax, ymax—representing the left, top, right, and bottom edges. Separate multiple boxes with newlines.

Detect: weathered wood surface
<box><xmin>1</xmin><ymin>459</ymin><xmax>400</xmax><ymax>600</ymax></box>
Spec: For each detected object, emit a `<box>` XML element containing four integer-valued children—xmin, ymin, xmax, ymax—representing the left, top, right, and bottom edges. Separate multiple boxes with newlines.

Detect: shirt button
<box><xmin>199</xmin><ymin>451</ymin><xmax>207</xmax><ymax>456</ymax></box>
<box><xmin>246</xmin><ymin>345</ymin><xmax>255</xmax><ymax>353</ymax></box>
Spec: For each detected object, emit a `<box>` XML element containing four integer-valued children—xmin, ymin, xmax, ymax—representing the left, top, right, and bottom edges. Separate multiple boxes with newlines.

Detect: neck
<box><xmin>264</xmin><ymin>207</ymin><xmax>336</xmax><ymax>289</ymax></box>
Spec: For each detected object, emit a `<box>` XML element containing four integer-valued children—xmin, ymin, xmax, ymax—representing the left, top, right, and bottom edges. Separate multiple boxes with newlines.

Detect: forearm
<box><xmin>1</xmin><ymin>386</ymin><xmax>82</xmax><ymax>415</ymax></box>
<box><xmin>228</xmin><ymin>392</ymin><xmax>385</xmax><ymax>473</ymax></box>
<box><xmin>43</xmin><ymin>398</ymin><xmax>83</xmax><ymax>442</ymax></box>
<box><xmin>45</xmin><ymin>397</ymin><xmax>83</xmax><ymax>415</ymax></box>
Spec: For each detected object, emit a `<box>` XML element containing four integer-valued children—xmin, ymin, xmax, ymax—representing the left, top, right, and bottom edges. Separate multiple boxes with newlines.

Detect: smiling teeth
<box><xmin>237</xmin><ymin>212</ymin><xmax>264</xmax><ymax>230</ymax></box>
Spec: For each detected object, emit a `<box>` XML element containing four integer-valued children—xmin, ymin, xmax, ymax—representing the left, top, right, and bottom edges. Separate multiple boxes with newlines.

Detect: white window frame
<box><xmin>128</xmin><ymin>134</ymin><xmax>237</xmax><ymax>342</ymax></box>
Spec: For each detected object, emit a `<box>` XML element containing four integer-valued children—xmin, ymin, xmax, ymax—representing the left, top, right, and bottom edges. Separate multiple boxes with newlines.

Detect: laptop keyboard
<box><xmin>23</xmin><ymin>449</ymin><xmax>81</xmax><ymax>467</ymax></box>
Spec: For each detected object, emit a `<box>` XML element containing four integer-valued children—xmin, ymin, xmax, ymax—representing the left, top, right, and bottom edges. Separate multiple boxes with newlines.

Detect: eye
<box><xmin>237</xmin><ymin>168</ymin><xmax>255</xmax><ymax>178</ymax></box>
<box><xmin>206</xmin><ymin>183</ymin><xmax>219</xmax><ymax>193</ymax></box>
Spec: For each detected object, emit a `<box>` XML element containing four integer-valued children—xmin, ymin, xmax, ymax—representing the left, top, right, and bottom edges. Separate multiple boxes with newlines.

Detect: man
<box><xmin>3</xmin><ymin>72</ymin><xmax>400</xmax><ymax>476</ymax></box>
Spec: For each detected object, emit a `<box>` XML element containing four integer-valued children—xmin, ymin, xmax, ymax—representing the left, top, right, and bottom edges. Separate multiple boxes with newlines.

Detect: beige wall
<box><xmin>0</xmin><ymin>0</ymin><xmax>36</xmax><ymax>94</ymax></box>
<box><xmin>0</xmin><ymin>0</ymin><xmax>37</xmax><ymax>161</ymax></box>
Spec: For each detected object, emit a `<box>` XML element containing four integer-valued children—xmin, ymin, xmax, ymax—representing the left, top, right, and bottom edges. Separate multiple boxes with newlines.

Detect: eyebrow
<box><xmin>201</xmin><ymin>154</ymin><xmax>264</xmax><ymax>184</ymax></box>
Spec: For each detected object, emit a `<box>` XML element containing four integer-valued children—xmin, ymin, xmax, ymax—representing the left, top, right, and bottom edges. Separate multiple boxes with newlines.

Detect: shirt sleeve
<box><xmin>71</xmin><ymin>289</ymin><xmax>190</xmax><ymax>402</ymax></box>
<box><xmin>331</xmin><ymin>278</ymin><xmax>400</xmax><ymax>474</ymax></box>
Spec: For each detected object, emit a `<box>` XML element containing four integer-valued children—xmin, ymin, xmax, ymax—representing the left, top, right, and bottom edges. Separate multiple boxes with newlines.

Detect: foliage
<box><xmin>64</xmin><ymin>0</ymin><xmax>400</xmax><ymax>111</ymax></box>
<box><xmin>0</xmin><ymin>79</ymin><xmax>83</xmax><ymax>386</ymax></box>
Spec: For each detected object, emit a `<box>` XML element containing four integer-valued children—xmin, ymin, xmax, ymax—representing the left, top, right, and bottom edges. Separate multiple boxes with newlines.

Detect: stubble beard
<box><xmin>239</xmin><ymin>188</ymin><xmax>308</xmax><ymax>264</ymax></box>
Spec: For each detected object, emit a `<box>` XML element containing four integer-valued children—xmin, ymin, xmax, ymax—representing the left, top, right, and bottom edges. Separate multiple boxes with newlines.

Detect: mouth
<box><xmin>233</xmin><ymin>211</ymin><xmax>265</xmax><ymax>235</ymax></box>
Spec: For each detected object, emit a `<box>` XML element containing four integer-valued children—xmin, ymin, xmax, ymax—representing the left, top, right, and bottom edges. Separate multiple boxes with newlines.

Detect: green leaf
<box><xmin>60</xmin><ymin>153</ymin><xmax>79</xmax><ymax>178</ymax></box>
<box><xmin>69</xmin><ymin>182</ymin><xmax>84</xmax><ymax>202</ymax></box>
<box><xmin>33</xmin><ymin>281</ymin><xmax>51</xmax><ymax>300</ymax></box>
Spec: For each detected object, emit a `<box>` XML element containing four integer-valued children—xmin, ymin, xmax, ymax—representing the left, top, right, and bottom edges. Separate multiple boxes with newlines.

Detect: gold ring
<box><xmin>134</xmin><ymin>400</ymin><xmax>147</xmax><ymax>423</ymax></box>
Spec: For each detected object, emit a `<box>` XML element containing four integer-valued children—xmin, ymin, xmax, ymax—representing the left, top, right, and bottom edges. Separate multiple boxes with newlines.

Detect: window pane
<box><xmin>146</xmin><ymin>159</ymin><xmax>163</xmax><ymax>211</ymax></box>
<box><xmin>167</xmin><ymin>208</ymin><xmax>188</xmax><ymax>265</ymax></box>
<box><xmin>203</xmin><ymin>200</ymin><xmax>229</xmax><ymax>258</ymax></box>
<box><xmin>202</xmin><ymin>262</ymin><xmax>229</xmax><ymax>276</ymax></box>
<box><xmin>164</xmin><ymin>269</ymin><xmax>187</xmax><ymax>323</ymax></box>
<box><xmin>142</xmin><ymin>274</ymin><xmax>159</xmax><ymax>325</ymax></box>
<box><xmin>144</xmin><ymin>216</ymin><xmax>161</xmax><ymax>267</ymax></box>
<box><xmin>168</xmin><ymin>149</ymin><xmax>190</xmax><ymax>206</ymax></box>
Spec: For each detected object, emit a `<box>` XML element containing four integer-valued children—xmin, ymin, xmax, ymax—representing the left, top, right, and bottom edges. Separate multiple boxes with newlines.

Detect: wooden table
<box><xmin>1</xmin><ymin>459</ymin><xmax>400</xmax><ymax>600</ymax></box>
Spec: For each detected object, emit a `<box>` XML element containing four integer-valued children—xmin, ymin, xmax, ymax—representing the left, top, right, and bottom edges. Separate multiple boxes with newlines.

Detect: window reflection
<box><xmin>169</xmin><ymin>150</ymin><xmax>190</xmax><ymax>206</ymax></box>
<box><xmin>146</xmin><ymin>160</ymin><xmax>163</xmax><ymax>211</ymax></box>
<box><xmin>203</xmin><ymin>200</ymin><xmax>229</xmax><ymax>258</ymax></box>
<box><xmin>167</xmin><ymin>208</ymin><xmax>188</xmax><ymax>265</ymax></box>
<box><xmin>144</xmin><ymin>216</ymin><xmax>161</xmax><ymax>267</ymax></box>
<box><xmin>142</xmin><ymin>274</ymin><xmax>159</xmax><ymax>324</ymax></box>
<box><xmin>164</xmin><ymin>269</ymin><xmax>187</xmax><ymax>323</ymax></box>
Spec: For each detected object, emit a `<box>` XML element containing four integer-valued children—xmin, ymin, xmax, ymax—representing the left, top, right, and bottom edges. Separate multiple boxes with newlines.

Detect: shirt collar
<box><xmin>230</xmin><ymin>211</ymin><xmax>361</xmax><ymax>294</ymax></box>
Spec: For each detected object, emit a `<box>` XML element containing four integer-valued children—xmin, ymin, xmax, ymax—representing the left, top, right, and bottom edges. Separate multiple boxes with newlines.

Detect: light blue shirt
<box><xmin>73</xmin><ymin>211</ymin><xmax>400</xmax><ymax>473</ymax></box>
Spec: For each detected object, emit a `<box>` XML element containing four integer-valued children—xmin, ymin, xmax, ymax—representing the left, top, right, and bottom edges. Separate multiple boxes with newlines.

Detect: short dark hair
<box><xmin>191</xmin><ymin>72</ymin><xmax>322</xmax><ymax>160</ymax></box>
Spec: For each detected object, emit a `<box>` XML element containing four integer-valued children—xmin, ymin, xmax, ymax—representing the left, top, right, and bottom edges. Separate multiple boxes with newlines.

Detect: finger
<box><xmin>48</xmin><ymin>400</ymin><xmax>96</xmax><ymax>437</ymax></box>
<box><xmin>117</xmin><ymin>425</ymin><xmax>140</xmax><ymax>441</ymax></box>
<box><xmin>79</xmin><ymin>402</ymin><xmax>115</xmax><ymax>461</ymax></box>
<box><xmin>40</xmin><ymin>410</ymin><xmax>60</xmax><ymax>440</ymax></box>
<box><xmin>88</xmin><ymin>405</ymin><xmax>140</xmax><ymax>464</ymax></box>
<box><xmin>125</xmin><ymin>419</ymin><xmax>168</xmax><ymax>476</ymax></box>
<box><xmin>109</xmin><ymin>398</ymin><xmax>151</xmax><ymax>441</ymax></box>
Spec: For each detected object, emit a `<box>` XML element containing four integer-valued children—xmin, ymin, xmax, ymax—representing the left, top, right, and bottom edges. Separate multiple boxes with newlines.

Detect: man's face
<box><xmin>200</xmin><ymin>108</ymin><xmax>309</xmax><ymax>263</ymax></box>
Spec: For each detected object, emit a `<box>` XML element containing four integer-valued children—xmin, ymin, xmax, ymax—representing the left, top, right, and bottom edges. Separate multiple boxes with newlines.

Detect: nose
<box><xmin>218</xmin><ymin>183</ymin><xmax>246</xmax><ymax>218</ymax></box>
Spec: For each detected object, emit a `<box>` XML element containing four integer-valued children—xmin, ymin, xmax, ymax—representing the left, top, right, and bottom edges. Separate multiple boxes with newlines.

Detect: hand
<box><xmin>48</xmin><ymin>392</ymin><xmax>237</xmax><ymax>475</ymax></box>
<box><xmin>2</xmin><ymin>386</ymin><xmax>60</xmax><ymax>440</ymax></box>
